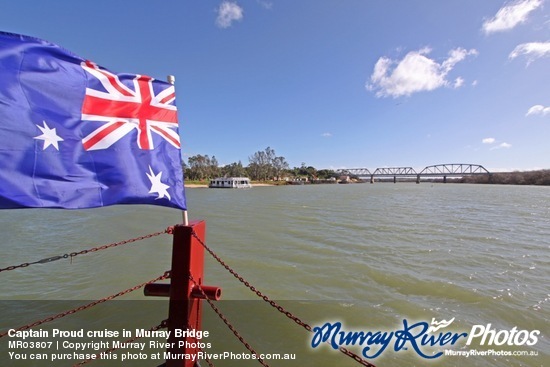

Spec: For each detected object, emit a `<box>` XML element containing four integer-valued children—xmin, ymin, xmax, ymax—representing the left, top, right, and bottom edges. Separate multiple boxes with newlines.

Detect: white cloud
<box><xmin>482</xmin><ymin>0</ymin><xmax>543</xmax><ymax>34</ymax></box>
<box><xmin>321</xmin><ymin>132</ymin><xmax>333</xmax><ymax>137</ymax></box>
<box><xmin>453</xmin><ymin>77</ymin><xmax>465</xmax><ymax>88</ymax></box>
<box><xmin>443</xmin><ymin>48</ymin><xmax>479</xmax><ymax>71</ymax></box>
<box><xmin>216</xmin><ymin>1</ymin><xmax>244</xmax><ymax>28</ymax></box>
<box><xmin>509</xmin><ymin>42</ymin><xmax>550</xmax><ymax>64</ymax></box>
<box><xmin>490</xmin><ymin>142</ymin><xmax>512</xmax><ymax>150</ymax></box>
<box><xmin>482</xmin><ymin>138</ymin><xmax>512</xmax><ymax>149</ymax></box>
<box><xmin>526</xmin><ymin>104</ymin><xmax>550</xmax><ymax>116</ymax></box>
<box><xmin>366</xmin><ymin>47</ymin><xmax>477</xmax><ymax>98</ymax></box>
<box><xmin>256</xmin><ymin>0</ymin><xmax>273</xmax><ymax>9</ymax></box>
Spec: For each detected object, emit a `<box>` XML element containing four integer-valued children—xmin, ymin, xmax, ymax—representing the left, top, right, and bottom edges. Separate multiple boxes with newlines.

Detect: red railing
<box><xmin>0</xmin><ymin>220</ymin><xmax>377</xmax><ymax>367</ymax></box>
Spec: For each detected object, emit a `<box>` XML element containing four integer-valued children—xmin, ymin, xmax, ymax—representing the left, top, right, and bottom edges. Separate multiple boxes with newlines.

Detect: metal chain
<box><xmin>184</xmin><ymin>323</ymin><xmax>215</xmax><ymax>367</ymax></box>
<box><xmin>2</xmin><ymin>225</ymin><xmax>376</xmax><ymax>367</ymax></box>
<box><xmin>191</xmin><ymin>231</ymin><xmax>377</xmax><ymax>367</ymax></box>
<box><xmin>189</xmin><ymin>274</ymin><xmax>270</xmax><ymax>367</ymax></box>
<box><xmin>191</xmin><ymin>232</ymin><xmax>312</xmax><ymax>331</ymax></box>
<box><xmin>73</xmin><ymin>319</ymin><xmax>168</xmax><ymax>366</ymax></box>
<box><xmin>0</xmin><ymin>271</ymin><xmax>171</xmax><ymax>338</ymax></box>
<box><xmin>0</xmin><ymin>227</ymin><xmax>173</xmax><ymax>273</ymax></box>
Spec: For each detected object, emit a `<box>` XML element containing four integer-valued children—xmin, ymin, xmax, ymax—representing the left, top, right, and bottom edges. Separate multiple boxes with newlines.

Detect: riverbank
<box><xmin>460</xmin><ymin>169</ymin><xmax>550</xmax><ymax>185</ymax></box>
<box><xmin>185</xmin><ymin>182</ymin><xmax>277</xmax><ymax>188</ymax></box>
<box><xmin>186</xmin><ymin>170</ymin><xmax>550</xmax><ymax>187</ymax></box>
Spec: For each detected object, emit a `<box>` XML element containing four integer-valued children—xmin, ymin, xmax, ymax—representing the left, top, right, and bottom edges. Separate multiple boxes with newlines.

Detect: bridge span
<box><xmin>339</xmin><ymin>164</ymin><xmax>490</xmax><ymax>183</ymax></box>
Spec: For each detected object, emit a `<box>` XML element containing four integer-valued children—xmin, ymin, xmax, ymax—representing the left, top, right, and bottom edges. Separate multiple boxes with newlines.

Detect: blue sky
<box><xmin>1</xmin><ymin>0</ymin><xmax>549</xmax><ymax>171</ymax></box>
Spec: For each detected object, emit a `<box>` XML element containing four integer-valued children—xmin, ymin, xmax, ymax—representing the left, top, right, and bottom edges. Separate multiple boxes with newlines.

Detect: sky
<box><xmin>1</xmin><ymin>0</ymin><xmax>549</xmax><ymax>172</ymax></box>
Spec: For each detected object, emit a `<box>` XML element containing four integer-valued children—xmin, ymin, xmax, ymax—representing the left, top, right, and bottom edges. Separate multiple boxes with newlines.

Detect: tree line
<box><xmin>184</xmin><ymin>146</ymin><xmax>339</xmax><ymax>182</ymax></box>
<box><xmin>185</xmin><ymin>147</ymin><xmax>550</xmax><ymax>186</ymax></box>
<box><xmin>460</xmin><ymin>170</ymin><xmax>550</xmax><ymax>186</ymax></box>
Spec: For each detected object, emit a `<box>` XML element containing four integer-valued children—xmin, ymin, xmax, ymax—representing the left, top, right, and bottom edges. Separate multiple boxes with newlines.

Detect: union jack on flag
<box><xmin>81</xmin><ymin>61</ymin><xmax>180</xmax><ymax>151</ymax></box>
<box><xmin>0</xmin><ymin>31</ymin><xmax>186</xmax><ymax>210</ymax></box>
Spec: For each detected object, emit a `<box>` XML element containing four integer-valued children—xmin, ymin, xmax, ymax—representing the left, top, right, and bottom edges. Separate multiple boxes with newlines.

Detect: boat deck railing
<box><xmin>0</xmin><ymin>221</ymin><xmax>376</xmax><ymax>367</ymax></box>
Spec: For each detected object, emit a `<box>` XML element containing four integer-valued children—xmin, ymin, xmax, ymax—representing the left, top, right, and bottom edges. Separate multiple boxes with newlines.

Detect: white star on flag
<box><xmin>146</xmin><ymin>166</ymin><xmax>171</xmax><ymax>200</ymax></box>
<box><xmin>34</xmin><ymin>121</ymin><xmax>64</xmax><ymax>150</ymax></box>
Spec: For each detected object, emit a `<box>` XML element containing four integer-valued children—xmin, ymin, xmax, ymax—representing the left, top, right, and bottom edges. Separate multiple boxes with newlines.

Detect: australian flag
<box><xmin>0</xmin><ymin>31</ymin><xmax>186</xmax><ymax>210</ymax></box>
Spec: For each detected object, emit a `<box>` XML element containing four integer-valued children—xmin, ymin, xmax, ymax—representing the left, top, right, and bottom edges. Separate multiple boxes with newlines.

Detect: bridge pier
<box><xmin>443</xmin><ymin>175</ymin><xmax>447</xmax><ymax>183</ymax></box>
<box><xmin>393</xmin><ymin>176</ymin><xmax>396</xmax><ymax>183</ymax></box>
<box><xmin>416</xmin><ymin>174</ymin><xmax>420</xmax><ymax>184</ymax></box>
<box><xmin>370</xmin><ymin>175</ymin><xmax>374</xmax><ymax>184</ymax></box>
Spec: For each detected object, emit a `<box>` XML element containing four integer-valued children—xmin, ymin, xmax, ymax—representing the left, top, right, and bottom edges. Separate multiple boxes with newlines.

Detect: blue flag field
<box><xmin>0</xmin><ymin>31</ymin><xmax>186</xmax><ymax>210</ymax></box>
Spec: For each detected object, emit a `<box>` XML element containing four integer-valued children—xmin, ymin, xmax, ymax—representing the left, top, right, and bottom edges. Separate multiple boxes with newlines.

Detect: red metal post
<box><xmin>166</xmin><ymin>220</ymin><xmax>205</xmax><ymax>367</ymax></box>
<box><xmin>145</xmin><ymin>220</ymin><xmax>221</xmax><ymax>367</ymax></box>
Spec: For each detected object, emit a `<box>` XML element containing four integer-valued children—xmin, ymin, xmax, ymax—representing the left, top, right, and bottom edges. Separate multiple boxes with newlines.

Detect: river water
<box><xmin>0</xmin><ymin>183</ymin><xmax>548</xmax><ymax>366</ymax></box>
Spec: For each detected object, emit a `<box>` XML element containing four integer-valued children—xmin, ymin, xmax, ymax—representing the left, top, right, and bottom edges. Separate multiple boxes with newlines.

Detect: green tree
<box><xmin>186</xmin><ymin>154</ymin><xmax>219</xmax><ymax>181</ymax></box>
<box><xmin>272</xmin><ymin>156</ymin><xmax>289</xmax><ymax>180</ymax></box>
<box><xmin>317</xmin><ymin>169</ymin><xmax>338</xmax><ymax>180</ymax></box>
<box><xmin>248</xmin><ymin>146</ymin><xmax>278</xmax><ymax>181</ymax></box>
<box><xmin>222</xmin><ymin>161</ymin><xmax>246</xmax><ymax>177</ymax></box>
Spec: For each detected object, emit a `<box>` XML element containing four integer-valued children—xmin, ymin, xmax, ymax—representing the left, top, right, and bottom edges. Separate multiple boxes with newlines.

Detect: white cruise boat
<box><xmin>209</xmin><ymin>177</ymin><xmax>252</xmax><ymax>189</ymax></box>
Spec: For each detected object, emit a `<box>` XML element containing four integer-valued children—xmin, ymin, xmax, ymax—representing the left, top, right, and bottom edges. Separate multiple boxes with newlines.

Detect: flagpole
<box><xmin>168</xmin><ymin>74</ymin><xmax>189</xmax><ymax>226</ymax></box>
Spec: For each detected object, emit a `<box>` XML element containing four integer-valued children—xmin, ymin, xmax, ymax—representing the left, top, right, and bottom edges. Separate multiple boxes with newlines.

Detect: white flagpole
<box><xmin>168</xmin><ymin>74</ymin><xmax>189</xmax><ymax>226</ymax></box>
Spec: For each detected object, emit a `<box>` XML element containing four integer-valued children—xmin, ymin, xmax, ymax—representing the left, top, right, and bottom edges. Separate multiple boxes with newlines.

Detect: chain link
<box><xmin>0</xmin><ymin>271</ymin><xmax>170</xmax><ymax>338</ymax></box>
<box><xmin>0</xmin><ymin>227</ymin><xmax>173</xmax><ymax>273</ymax></box>
<box><xmin>182</xmin><ymin>322</ymin><xmax>215</xmax><ymax>367</ymax></box>
<box><xmin>189</xmin><ymin>274</ymin><xmax>270</xmax><ymax>367</ymax></box>
<box><xmin>192</xmin><ymin>232</ymin><xmax>312</xmax><ymax>332</ymax></box>
<box><xmin>192</xmin><ymin>231</ymin><xmax>377</xmax><ymax>367</ymax></box>
<box><xmin>2</xmin><ymin>225</ymin><xmax>377</xmax><ymax>367</ymax></box>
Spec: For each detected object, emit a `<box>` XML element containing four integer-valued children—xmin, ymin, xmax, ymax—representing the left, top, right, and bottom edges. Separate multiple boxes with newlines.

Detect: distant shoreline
<box><xmin>186</xmin><ymin>183</ymin><xmax>276</xmax><ymax>188</ymax></box>
<box><xmin>459</xmin><ymin>170</ymin><xmax>550</xmax><ymax>186</ymax></box>
<box><xmin>185</xmin><ymin>170</ymin><xmax>550</xmax><ymax>188</ymax></box>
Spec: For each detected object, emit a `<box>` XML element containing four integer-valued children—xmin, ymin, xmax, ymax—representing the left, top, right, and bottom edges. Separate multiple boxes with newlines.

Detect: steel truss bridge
<box><xmin>338</xmin><ymin>164</ymin><xmax>490</xmax><ymax>183</ymax></box>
